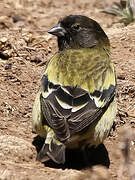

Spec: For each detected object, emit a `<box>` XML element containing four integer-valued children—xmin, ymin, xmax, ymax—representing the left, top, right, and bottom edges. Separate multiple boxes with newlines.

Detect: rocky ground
<box><xmin>0</xmin><ymin>0</ymin><xmax>135</xmax><ymax>179</ymax></box>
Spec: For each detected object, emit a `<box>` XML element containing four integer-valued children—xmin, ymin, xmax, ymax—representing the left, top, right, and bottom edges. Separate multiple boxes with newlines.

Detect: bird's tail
<box><xmin>36</xmin><ymin>126</ymin><xmax>66</xmax><ymax>164</ymax></box>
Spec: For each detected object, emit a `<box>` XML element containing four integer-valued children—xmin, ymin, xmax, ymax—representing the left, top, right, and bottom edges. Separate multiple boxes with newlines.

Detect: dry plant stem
<box><xmin>117</xmin><ymin>128</ymin><xmax>135</xmax><ymax>180</ymax></box>
<box><xmin>103</xmin><ymin>0</ymin><xmax>135</xmax><ymax>25</ymax></box>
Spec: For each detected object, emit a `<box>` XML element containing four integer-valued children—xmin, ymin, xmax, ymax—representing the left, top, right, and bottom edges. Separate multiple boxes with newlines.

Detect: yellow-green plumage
<box><xmin>46</xmin><ymin>47</ymin><xmax>115</xmax><ymax>94</ymax></box>
<box><xmin>32</xmin><ymin>92</ymin><xmax>46</xmax><ymax>137</ymax></box>
<box><xmin>32</xmin><ymin>15</ymin><xmax>117</xmax><ymax>164</ymax></box>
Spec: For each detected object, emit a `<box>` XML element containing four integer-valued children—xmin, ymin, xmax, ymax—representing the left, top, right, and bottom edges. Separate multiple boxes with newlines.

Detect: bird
<box><xmin>32</xmin><ymin>15</ymin><xmax>117</xmax><ymax>164</ymax></box>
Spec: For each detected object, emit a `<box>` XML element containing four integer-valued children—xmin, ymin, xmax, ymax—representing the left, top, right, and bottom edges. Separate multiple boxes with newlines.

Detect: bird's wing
<box><xmin>67</xmin><ymin>85</ymin><xmax>115</xmax><ymax>134</ymax></box>
<box><xmin>40</xmin><ymin>49</ymin><xmax>116</xmax><ymax>142</ymax></box>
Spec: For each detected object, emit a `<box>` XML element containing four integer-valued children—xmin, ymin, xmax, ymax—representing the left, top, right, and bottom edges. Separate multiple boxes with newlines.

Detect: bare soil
<box><xmin>0</xmin><ymin>0</ymin><xmax>135</xmax><ymax>179</ymax></box>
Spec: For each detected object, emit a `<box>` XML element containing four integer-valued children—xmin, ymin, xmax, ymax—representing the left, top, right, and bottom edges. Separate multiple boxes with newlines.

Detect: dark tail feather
<box><xmin>36</xmin><ymin>143</ymin><xmax>50</xmax><ymax>162</ymax></box>
<box><xmin>37</xmin><ymin>140</ymin><xmax>66</xmax><ymax>164</ymax></box>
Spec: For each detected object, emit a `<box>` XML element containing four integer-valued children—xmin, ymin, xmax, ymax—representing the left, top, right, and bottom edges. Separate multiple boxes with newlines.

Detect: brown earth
<box><xmin>0</xmin><ymin>0</ymin><xmax>135</xmax><ymax>179</ymax></box>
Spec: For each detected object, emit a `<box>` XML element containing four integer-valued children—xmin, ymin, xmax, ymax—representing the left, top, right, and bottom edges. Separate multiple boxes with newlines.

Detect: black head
<box><xmin>48</xmin><ymin>15</ymin><xmax>109</xmax><ymax>51</ymax></box>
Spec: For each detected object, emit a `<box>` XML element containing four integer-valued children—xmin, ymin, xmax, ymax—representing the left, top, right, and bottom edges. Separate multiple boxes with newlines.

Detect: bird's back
<box><xmin>46</xmin><ymin>47</ymin><xmax>115</xmax><ymax>93</ymax></box>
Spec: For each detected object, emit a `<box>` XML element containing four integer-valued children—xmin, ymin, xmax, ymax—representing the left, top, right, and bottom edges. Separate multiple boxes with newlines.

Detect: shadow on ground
<box><xmin>32</xmin><ymin>135</ymin><xmax>110</xmax><ymax>170</ymax></box>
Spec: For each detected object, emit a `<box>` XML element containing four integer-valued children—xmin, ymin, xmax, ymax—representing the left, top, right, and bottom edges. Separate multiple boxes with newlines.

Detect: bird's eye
<box><xmin>71</xmin><ymin>24</ymin><xmax>80</xmax><ymax>30</ymax></box>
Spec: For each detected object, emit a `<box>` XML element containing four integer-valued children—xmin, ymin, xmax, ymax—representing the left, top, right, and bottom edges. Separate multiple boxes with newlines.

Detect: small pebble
<box><xmin>4</xmin><ymin>64</ymin><xmax>12</xmax><ymax>70</ymax></box>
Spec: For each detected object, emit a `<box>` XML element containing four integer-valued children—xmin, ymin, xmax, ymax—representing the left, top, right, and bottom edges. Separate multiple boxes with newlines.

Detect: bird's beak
<box><xmin>48</xmin><ymin>24</ymin><xmax>66</xmax><ymax>37</ymax></box>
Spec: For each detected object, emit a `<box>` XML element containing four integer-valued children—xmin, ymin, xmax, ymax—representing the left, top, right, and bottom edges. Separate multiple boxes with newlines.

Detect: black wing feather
<box><xmin>40</xmin><ymin>82</ymin><xmax>115</xmax><ymax>142</ymax></box>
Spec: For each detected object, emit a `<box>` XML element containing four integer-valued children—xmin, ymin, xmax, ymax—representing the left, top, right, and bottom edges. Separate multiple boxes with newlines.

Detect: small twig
<box><xmin>24</xmin><ymin>46</ymin><xmax>36</xmax><ymax>50</ymax></box>
<box><xmin>32</xmin><ymin>39</ymin><xmax>47</xmax><ymax>47</ymax></box>
<box><xmin>36</xmin><ymin>61</ymin><xmax>47</xmax><ymax>67</ymax></box>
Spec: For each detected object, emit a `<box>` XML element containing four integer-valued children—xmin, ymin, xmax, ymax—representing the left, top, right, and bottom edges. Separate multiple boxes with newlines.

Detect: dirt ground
<box><xmin>0</xmin><ymin>0</ymin><xmax>135</xmax><ymax>179</ymax></box>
